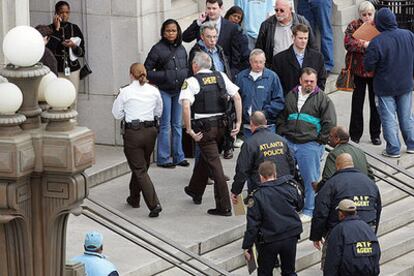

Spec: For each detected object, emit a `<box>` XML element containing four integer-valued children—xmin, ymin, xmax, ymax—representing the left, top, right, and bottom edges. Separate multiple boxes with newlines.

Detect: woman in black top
<box><xmin>47</xmin><ymin>1</ymin><xmax>85</xmax><ymax>105</ymax></box>
<box><xmin>144</xmin><ymin>19</ymin><xmax>190</xmax><ymax>168</ymax></box>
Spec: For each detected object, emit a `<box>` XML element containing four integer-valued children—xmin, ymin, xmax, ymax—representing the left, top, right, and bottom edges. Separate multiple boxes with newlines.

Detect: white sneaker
<box><xmin>234</xmin><ymin>138</ymin><xmax>244</xmax><ymax>148</ymax></box>
<box><xmin>300</xmin><ymin>214</ymin><xmax>312</xmax><ymax>223</ymax></box>
<box><xmin>407</xmin><ymin>149</ymin><xmax>414</xmax><ymax>154</ymax></box>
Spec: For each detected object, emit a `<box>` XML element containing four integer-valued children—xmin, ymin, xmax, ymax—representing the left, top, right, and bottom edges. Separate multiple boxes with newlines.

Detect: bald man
<box><xmin>310</xmin><ymin>153</ymin><xmax>381</xmax><ymax>264</ymax></box>
<box><xmin>317</xmin><ymin>126</ymin><xmax>374</xmax><ymax>192</ymax></box>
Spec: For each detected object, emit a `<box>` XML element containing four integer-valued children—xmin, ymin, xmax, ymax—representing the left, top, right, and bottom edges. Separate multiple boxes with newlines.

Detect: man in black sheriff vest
<box><xmin>179</xmin><ymin>51</ymin><xmax>242</xmax><ymax>216</ymax></box>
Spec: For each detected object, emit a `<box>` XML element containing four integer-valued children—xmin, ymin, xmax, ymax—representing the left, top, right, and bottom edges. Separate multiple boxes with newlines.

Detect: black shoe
<box><xmin>224</xmin><ymin>175</ymin><xmax>230</xmax><ymax>181</ymax></box>
<box><xmin>371</xmin><ymin>137</ymin><xmax>382</xmax><ymax>146</ymax></box>
<box><xmin>176</xmin><ymin>160</ymin><xmax>190</xmax><ymax>167</ymax></box>
<box><xmin>223</xmin><ymin>149</ymin><xmax>234</xmax><ymax>159</ymax></box>
<box><xmin>149</xmin><ymin>204</ymin><xmax>162</xmax><ymax>218</ymax></box>
<box><xmin>207</xmin><ymin>208</ymin><xmax>232</xmax><ymax>216</ymax></box>
<box><xmin>351</xmin><ymin>137</ymin><xmax>360</xmax><ymax>144</ymax></box>
<box><xmin>184</xmin><ymin>186</ymin><xmax>202</xmax><ymax>204</ymax></box>
<box><xmin>157</xmin><ymin>163</ymin><xmax>176</xmax><ymax>168</ymax></box>
<box><xmin>126</xmin><ymin>196</ymin><xmax>140</xmax><ymax>208</ymax></box>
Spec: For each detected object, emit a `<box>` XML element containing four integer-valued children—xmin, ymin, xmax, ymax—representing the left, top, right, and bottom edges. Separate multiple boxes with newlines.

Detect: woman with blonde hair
<box><xmin>344</xmin><ymin>1</ymin><xmax>381</xmax><ymax>145</ymax></box>
<box><xmin>112</xmin><ymin>63</ymin><xmax>163</xmax><ymax>217</ymax></box>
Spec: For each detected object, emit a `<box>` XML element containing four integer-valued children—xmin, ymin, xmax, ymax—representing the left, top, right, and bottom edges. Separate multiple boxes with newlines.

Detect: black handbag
<box><xmin>80</xmin><ymin>60</ymin><xmax>92</xmax><ymax>80</ymax></box>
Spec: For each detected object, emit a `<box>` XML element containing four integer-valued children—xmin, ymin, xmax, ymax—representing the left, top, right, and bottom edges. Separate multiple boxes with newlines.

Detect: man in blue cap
<box><xmin>72</xmin><ymin>231</ymin><xmax>119</xmax><ymax>276</ymax></box>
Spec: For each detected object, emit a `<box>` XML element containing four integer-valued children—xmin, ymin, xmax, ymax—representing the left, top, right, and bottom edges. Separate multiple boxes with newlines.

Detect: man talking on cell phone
<box><xmin>182</xmin><ymin>0</ymin><xmax>242</xmax><ymax>79</ymax></box>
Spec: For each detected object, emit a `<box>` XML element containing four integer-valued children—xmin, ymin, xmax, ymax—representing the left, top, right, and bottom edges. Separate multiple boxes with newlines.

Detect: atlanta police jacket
<box><xmin>231</xmin><ymin>127</ymin><xmax>296</xmax><ymax>194</ymax></box>
<box><xmin>310</xmin><ymin>168</ymin><xmax>382</xmax><ymax>241</ymax></box>
<box><xmin>324</xmin><ymin>215</ymin><xmax>380</xmax><ymax>276</ymax></box>
<box><xmin>242</xmin><ymin>175</ymin><xmax>304</xmax><ymax>249</ymax></box>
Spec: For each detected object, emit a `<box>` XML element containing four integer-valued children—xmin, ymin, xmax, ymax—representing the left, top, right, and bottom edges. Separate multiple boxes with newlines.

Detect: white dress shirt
<box><xmin>178</xmin><ymin>69</ymin><xmax>239</xmax><ymax>119</ymax></box>
<box><xmin>112</xmin><ymin>80</ymin><xmax>163</xmax><ymax>122</ymax></box>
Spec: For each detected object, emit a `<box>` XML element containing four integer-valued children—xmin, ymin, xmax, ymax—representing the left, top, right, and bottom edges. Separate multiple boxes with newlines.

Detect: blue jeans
<box><xmin>297</xmin><ymin>0</ymin><xmax>334</xmax><ymax>71</ymax></box>
<box><xmin>287</xmin><ymin>140</ymin><xmax>324</xmax><ymax>216</ymax></box>
<box><xmin>377</xmin><ymin>92</ymin><xmax>414</xmax><ymax>155</ymax></box>
<box><xmin>243</xmin><ymin>124</ymin><xmax>276</xmax><ymax>139</ymax></box>
<box><xmin>157</xmin><ymin>91</ymin><xmax>185</xmax><ymax>165</ymax></box>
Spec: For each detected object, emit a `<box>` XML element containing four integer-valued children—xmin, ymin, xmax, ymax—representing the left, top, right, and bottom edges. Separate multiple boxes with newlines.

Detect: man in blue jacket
<box><xmin>72</xmin><ymin>231</ymin><xmax>119</xmax><ymax>276</ymax></box>
<box><xmin>242</xmin><ymin>161</ymin><xmax>303</xmax><ymax>276</ymax></box>
<box><xmin>324</xmin><ymin>199</ymin><xmax>381</xmax><ymax>276</ymax></box>
<box><xmin>364</xmin><ymin>7</ymin><xmax>414</xmax><ymax>158</ymax></box>
<box><xmin>235</xmin><ymin>48</ymin><xmax>285</xmax><ymax>138</ymax></box>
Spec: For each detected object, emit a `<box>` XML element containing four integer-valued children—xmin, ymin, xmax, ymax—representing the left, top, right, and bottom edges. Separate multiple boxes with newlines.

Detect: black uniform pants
<box><xmin>187</xmin><ymin>126</ymin><xmax>231</xmax><ymax>211</ymax></box>
<box><xmin>257</xmin><ymin>237</ymin><xmax>298</xmax><ymax>276</ymax></box>
<box><xmin>123</xmin><ymin>127</ymin><xmax>159</xmax><ymax>210</ymax></box>
<box><xmin>350</xmin><ymin>75</ymin><xmax>381</xmax><ymax>140</ymax></box>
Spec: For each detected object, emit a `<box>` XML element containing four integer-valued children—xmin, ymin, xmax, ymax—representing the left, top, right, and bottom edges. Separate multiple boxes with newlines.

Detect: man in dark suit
<box><xmin>272</xmin><ymin>24</ymin><xmax>326</xmax><ymax>95</ymax></box>
<box><xmin>182</xmin><ymin>0</ymin><xmax>242</xmax><ymax>78</ymax></box>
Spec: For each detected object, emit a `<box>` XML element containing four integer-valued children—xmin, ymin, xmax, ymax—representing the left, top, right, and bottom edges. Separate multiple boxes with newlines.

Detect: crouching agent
<box><xmin>179</xmin><ymin>51</ymin><xmax>242</xmax><ymax>216</ymax></box>
<box><xmin>242</xmin><ymin>161</ymin><xmax>304</xmax><ymax>276</ymax></box>
<box><xmin>324</xmin><ymin>199</ymin><xmax>381</xmax><ymax>276</ymax></box>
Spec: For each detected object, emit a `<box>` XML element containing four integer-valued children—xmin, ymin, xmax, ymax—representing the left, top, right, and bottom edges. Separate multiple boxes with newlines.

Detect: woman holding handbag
<box><xmin>145</xmin><ymin>19</ymin><xmax>190</xmax><ymax>168</ymax></box>
<box><xmin>344</xmin><ymin>1</ymin><xmax>381</xmax><ymax>145</ymax></box>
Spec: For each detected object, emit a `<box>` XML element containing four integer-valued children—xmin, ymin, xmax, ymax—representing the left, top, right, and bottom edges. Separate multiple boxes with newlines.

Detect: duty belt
<box><xmin>125</xmin><ymin>120</ymin><xmax>156</xmax><ymax>129</ymax></box>
<box><xmin>191</xmin><ymin>115</ymin><xmax>227</xmax><ymax>132</ymax></box>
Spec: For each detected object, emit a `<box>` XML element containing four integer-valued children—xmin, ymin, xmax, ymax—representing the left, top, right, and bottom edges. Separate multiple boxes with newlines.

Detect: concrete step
<box><xmin>380</xmin><ymin>250</ymin><xmax>414</xmax><ymax>276</ymax></box>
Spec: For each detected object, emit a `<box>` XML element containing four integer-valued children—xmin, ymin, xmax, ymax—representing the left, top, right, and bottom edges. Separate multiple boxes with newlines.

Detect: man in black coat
<box><xmin>231</xmin><ymin>111</ymin><xmax>296</xmax><ymax>199</ymax></box>
<box><xmin>182</xmin><ymin>0</ymin><xmax>241</xmax><ymax>78</ymax></box>
<box><xmin>272</xmin><ymin>24</ymin><xmax>326</xmax><ymax>95</ymax></box>
<box><xmin>242</xmin><ymin>161</ymin><xmax>303</xmax><ymax>276</ymax></box>
<box><xmin>255</xmin><ymin>0</ymin><xmax>317</xmax><ymax>68</ymax></box>
<box><xmin>310</xmin><ymin>153</ymin><xmax>381</xmax><ymax>268</ymax></box>
<box><xmin>324</xmin><ymin>199</ymin><xmax>381</xmax><ymax>276</ymax></box>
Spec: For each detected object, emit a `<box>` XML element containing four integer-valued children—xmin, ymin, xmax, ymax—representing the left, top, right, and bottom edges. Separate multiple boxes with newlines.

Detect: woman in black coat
<box><xmin>144</xmin><ymin>19</ymin><xmax>190</xmax><ymax>168</ymax></box>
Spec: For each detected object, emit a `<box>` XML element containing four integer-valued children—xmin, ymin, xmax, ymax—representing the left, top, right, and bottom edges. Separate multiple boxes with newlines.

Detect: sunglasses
<box><xmin>275</xmin><ymin>8</ymin><xmax>285</xmax><ymax>13</ymax></box>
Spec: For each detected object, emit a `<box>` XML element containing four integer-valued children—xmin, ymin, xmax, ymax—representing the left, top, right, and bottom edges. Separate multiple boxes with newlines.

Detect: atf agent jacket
<box><xmin>324</xmin><ymin>215</ymin><xmax>381</xmax><ymax>276</ymax></box>
<box><xmin>310</xmin><ymin>168</ymin><xmax>382</xmax><ymax>241</ymax></box>
<box><xmin>231</xmin><ymin>127</ymin><xmax>296</xmax><ymax>194</ymax></box>
<box><xmin>276</xmin><ymin>86</ymin><xmax>336</xmax><ymax>145</ymax></box>
<box><xmin>242</xmin><ymin>175</ymin><xmax>304</xmax><ymax>249</ymax></box>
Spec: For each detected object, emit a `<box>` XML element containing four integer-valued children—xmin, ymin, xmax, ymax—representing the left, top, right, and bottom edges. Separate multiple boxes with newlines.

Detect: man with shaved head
<box><xmin>255</xmin><ymin>0</ymin><xmax>317</xmax><ymax>68</ymax></box>
<box><xmin>231</xmin><ymin>111</ymin><xmax>297</xmax><ymax>200</ymax></box>
<box><xmin>317</xmin><ymin>126</ymin><xmax>374</xmax><ymax>192</ymax></box>
<box><xmin>310</xmin><ymin>153</ymin><xmax>382</xmax><ymax>268</ymax></box>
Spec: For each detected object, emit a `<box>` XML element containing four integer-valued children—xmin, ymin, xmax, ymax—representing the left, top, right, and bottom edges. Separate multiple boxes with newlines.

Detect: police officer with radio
<box><xmin>310</xmin><ymin>153</ymin><xmax>381</xmax><ymax>268</ymax></box>
<box><xmin>242</xmin><ymin>161</ymin><xmax>304</xmax><ymax>275</ymax></box>
<box><xmin>324</xmin><ymin>199</ymin><xmax>381</xmax><ymax>276</ymax></box>
<box><xmin>112</xmin><ymin>63</ymin><xmax>163</xmax><ymax>218</ymax></box>
<box><xmin>231</xmin><ymin>111</ymin><xmax>296</xmax><ymax>201</ymax></box>
<box><xmin>179</xmin><ymin>51</ymin><xmax>242</xmax><ymax>216</ymax></box>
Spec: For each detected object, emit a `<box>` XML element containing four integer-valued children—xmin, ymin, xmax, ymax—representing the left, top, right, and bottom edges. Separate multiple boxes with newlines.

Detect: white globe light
<box><xmin>0</xmin><ymin>83</ymin><xmax>23</xmax><ymax>114</ymax></box>
<box><xmin>2</xmin><ymin>25</ymin><xmax>45</xmax><ymax>67</ymax></box>
<box><xmin>44</xmin><ymin>78</ymin><xmax>76</xmax><ymax>109</ymax></box>
<box><xmin>38</xmin><ymin>72</ymin><xmax>57</xmax><ymax>101</ymax></box>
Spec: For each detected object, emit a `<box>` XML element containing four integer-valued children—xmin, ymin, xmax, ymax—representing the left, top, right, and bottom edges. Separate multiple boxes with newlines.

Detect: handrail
<box><xmin>325</xmin><ymin>141</ymin><xmax>414</xmax><ymax>197</ymax></box>
<box><xmin>83</xmin><ymin>196</ymin><xmax>232</xmax><ymax>276</ymax></box>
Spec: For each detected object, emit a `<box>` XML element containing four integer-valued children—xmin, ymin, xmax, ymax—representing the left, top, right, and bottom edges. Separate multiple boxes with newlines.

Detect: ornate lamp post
<box><xmin>0</xmin><ymin>26</ymin><xmax>94</xmax><ymax>276</ymax></box>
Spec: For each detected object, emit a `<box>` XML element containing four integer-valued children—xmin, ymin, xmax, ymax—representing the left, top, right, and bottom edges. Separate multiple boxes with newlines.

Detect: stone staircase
<box><xmin>74</xmin><ymin>142</ymin><xmax>414</xmax><ymax>276</ymax></box>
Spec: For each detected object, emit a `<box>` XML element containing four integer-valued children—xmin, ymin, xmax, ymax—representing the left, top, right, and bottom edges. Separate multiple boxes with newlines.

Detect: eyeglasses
<box><xmin>275</xmin><ymin>8</ymin><xmax>285</xmax><ymax>13</ymax></box>
<box><xmin>361</xmin><ymin>12</ymin><xmax>373</xmax><ymax>16</ymax></box>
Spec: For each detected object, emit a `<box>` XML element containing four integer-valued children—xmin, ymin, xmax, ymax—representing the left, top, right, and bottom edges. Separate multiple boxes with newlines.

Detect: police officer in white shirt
<box><xmin>179</xmin><ymin>51</ymin><xmax>242</xmax><ymax>216</ymax></box>
<box><xmin>112</xmin><ymin>63</ymin><xmax>163</xmax><ymax>218</ymax></box>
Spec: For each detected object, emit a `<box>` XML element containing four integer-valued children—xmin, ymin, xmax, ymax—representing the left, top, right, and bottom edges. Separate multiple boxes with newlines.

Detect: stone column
<box><xmin>0</xmin><ymin>64</ymin><xmax>95</xmax><ymax>276</ymax></box>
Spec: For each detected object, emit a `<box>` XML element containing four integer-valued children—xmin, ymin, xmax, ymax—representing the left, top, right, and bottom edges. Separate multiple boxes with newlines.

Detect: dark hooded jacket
<box><xmin>363</xmin><ymin>8</ymin><xmax>414</xmax><ymax>96</ymax></box>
